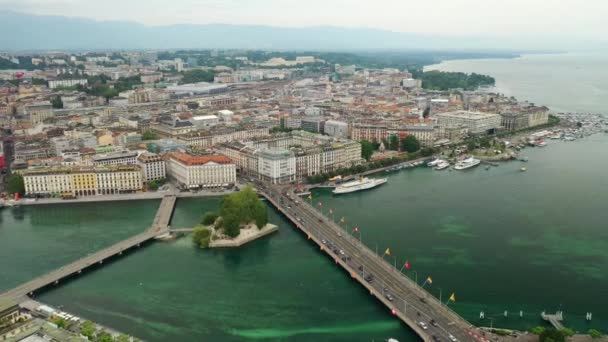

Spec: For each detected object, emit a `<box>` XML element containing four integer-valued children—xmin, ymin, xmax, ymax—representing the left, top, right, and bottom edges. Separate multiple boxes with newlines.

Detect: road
<box><xmin>261</xmin><ymin>184</ymin><xmax>489</xmax><ymax>342</ymax></box>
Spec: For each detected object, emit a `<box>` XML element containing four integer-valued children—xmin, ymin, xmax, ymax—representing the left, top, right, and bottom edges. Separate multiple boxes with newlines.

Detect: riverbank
<box><xmin>7</xmin><ymin>188</ymin><xmax>237</xmax><ymax>206</ymax></box>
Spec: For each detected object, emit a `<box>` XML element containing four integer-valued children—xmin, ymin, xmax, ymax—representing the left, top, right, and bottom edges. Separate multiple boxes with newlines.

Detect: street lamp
<box><xmin>411</xmin><ymin>270</ymin><xmax>418</xmax><ymax>284</ymax></box>
<box><xmin>438</xmin><ymin>287</ymin><xmax>442</xmax><ymax>303</ymax></box>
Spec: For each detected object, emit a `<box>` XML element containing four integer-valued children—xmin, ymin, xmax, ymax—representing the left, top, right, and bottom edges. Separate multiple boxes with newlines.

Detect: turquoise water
<box><xmin>426</xmin><ymin>52</ymin><xmax>608</xmax><ymax>114</ymax></box>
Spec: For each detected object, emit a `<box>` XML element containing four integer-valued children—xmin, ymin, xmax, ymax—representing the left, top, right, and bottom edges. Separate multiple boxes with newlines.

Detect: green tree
<box><xmin>219</xmin><ymin>186</ymin><xmax>268</xmax><ymax>238</ymax></box>
<box><xmin>360</xmin><ymin>140</ymin><xmax>374</xmax><ymax>161</ymax></box>
<box><xmin>588</xmin><ymin>329</ymin><xmax>603</xmax><ymax>339</ymax></box>
<box><xmin>51</xmin><ymin>316</ymin><xmax>68</xmax><ymax>329</ymax></box>
<box><xmin>180</xmin><ymin>69</ymin><xmax>215</xmax><ymax>84</ymax></box>
<box><xmin>192</xmin><ymin>226</ymin><xmax>212</xmax><ymax>247</ymax></box>
<box><xmin>201</xmin><ymin>211</ymin><xmax>219</xmax><ymax>225</ymax></box>
<box><xmin>51</xmin><ymin>96</ymin><xmax>63</xmax><ymax>109</ymax></box>
<box><xmin>401</xmin><ymin>135</ymin><xmax>421</xmax><ymax>153</ymax></box>
<box><xmin>559</xmin><ymin>328</ymin><xmax>575</xmax><ymax>337</ymax></box>
<box><xmin>142</xmin><ymin>130</ymin><xmax>157</xmax><ymax>140</ymax></box>
<box><xmin>539</xmin><ymin>329</ymin><xmax>566</xmax><ymax>342</ymax></box>
<box><xmin>116</xmin><ymin>335</ymin><xmax>131</xmax><ymax>342</ymax></box>
<box><xmin>97</xmin><ymin>331</ymin><xmax>115</xmax><ymax>342</ymax></box>
<box><xmin>80</xmin><ymin>320</ymin><xmax>96</xmax><ymax>339</ymax></box>
<box><xmin>388</xmin><ymin>134</ymin><xmax>400</xmax><ymax>151</ymax></box>
<box><xmin>7</xmin><ymin>174</ymin><xmax>25</xmax><ymax>195</ymax></box>
<box><xmin>531</xmin><ymin>326</ymin><xmax>546</xmax><ymax>335</ymax></box>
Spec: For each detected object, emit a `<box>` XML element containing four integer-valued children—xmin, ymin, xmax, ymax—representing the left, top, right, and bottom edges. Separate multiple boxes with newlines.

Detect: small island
<box><xmin>192</xmin><ymin>186</ymin><xmax>278</xmax><ymax>248</ymax></box>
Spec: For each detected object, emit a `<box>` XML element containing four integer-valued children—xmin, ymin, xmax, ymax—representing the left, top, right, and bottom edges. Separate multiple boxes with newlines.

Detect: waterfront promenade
<box><xmin>0</xmin><ymin>195</ymin><xmax>177</xmax><ymax>314</ymax></box>
<box><xmin>259</xmin><ymin>184</ymin><xmax>495</xmax><ymax>342</ymax></box>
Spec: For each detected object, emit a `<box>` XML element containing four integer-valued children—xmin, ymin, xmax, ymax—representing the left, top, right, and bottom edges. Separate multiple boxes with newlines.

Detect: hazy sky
<box><xmin>1</xmin><ymin>0</ymin><xmax>606</xmax><ymax>40</ymax></box>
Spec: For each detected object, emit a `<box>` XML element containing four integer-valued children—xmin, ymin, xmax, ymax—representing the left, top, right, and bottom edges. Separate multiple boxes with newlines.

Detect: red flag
<box><xmin>353</xmin><ymin>226</ymin><xmax>359</xmax><ymax>233</ymax></box>
<box><xmin>405</xmin><ymin>260</ymin><xmax>410</xmax><ymax>270</ymax></box>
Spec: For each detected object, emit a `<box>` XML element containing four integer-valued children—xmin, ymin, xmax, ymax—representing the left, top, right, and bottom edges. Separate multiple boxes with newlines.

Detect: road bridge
<box><xmin>259</xmin><ymin>186</ymin><xmax>493</xmax><ymax>342</ymax></box>
<box><xmin>0</xmin><ymin>195</ymin><xmax>176</xmax><ymax>314</ymax></box>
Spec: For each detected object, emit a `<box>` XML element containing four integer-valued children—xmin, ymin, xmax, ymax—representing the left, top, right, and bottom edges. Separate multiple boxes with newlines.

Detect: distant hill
<box><xmin>0</xmin><ymin>11</ymin><xmax>514</xmax><ymax>51</ymax></box>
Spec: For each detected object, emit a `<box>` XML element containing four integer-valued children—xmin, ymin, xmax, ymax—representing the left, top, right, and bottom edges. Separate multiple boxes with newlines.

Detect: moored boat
<box><xmin>454</xmin><ymin>157</ymin><xmax>481</xmax><ymax>170</ymax></box>
<box><xmin>333</xmin><ymin>177</ymin><xmax>387</xmax><ymax>195</ymax></box>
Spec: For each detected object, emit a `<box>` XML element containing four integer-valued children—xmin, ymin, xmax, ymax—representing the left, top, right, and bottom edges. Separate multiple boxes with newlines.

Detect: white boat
<box><xmin>427</xmin><ymin>158</ymin><xmax>440</xmax><ymax>167</ymax></box>
<box><xmin>454</xmin><ymin>157</ymin><xmax>481</xmax><ymax>170</ymax></box>
<box><xmin>434</xmin><ymin>160</ymin><xmax>450</xmax><ymax>170</ymax></box>
<box><xmin>333</xmin><ymin>177</ymin><xmax>387</xmax><ymax>195</ymax></box>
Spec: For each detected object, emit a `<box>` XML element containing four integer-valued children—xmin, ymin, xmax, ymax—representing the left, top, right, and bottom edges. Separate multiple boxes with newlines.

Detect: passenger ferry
<box><xmin>333</xmin><ymin>177</ymin><xmax>387</xmax><ymax>195</ymax></box>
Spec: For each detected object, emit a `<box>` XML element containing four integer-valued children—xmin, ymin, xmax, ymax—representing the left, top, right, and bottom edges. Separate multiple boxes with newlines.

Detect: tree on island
<box><xmin>401</xmin><ymin>135</ymin><xmax>421</xmax><ymax>153</ymax></box>
<box><xmin>360</xmin><ymin>140</ymin><xmax>375</xmax><ymax>161</ymax></box>
<box><xmin>219</xmin><ymin>186</ymin><xmax>268</xmax><ymax>238</ymax></box>
<box><xmin>201</xmin><ymin>211</ymin><xmax>219</xmax><ymax>225</ymax></box>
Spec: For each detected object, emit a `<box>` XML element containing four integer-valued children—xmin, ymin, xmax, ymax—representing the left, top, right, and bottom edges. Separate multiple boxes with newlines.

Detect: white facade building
<box><xmin>435</xmin><ymin>110</ymin><xmax>502</xmax><ymax>135</ymax></box>
<box><xmin>324</xmin><ymin>120</ymin><xmax>349</xmax><ymax>138</ymax></box>
<box><xmin>137</xmin><ymin>153</ymin><xmax>166</xmax><ymax>183</ymax></box>
<box><xmin>257</xmin><ymin>149</ymin><xmax>296</xmax><ymax>184</ymax></box>
<box><xmin>165</xmin><ymin>152</ymin><xmax>236</xmax><ymax>188</ymax></box>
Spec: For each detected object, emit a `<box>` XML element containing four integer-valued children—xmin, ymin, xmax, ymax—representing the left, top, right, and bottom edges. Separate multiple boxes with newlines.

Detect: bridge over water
<box><xmin>0</xmin><ymin>195</ymin><xmax>176</xmax><ymax>314</ymax></box>
<box><xmin>259</xmin><ymin>186</ymin><xmax>497</xmax><ymax>342</ymax></box>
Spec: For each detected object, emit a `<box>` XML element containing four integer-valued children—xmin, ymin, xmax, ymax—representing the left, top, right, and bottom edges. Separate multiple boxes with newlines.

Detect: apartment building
<box><xmin>23</xmin><ymin>165</ymin><xmax>143</xmax><ymax>196</ymax></box>
<box><xmin>435</xmin><ymin>110</ymin><xmax>502</xmax><ymax>135</ymax></box>
<box><xmin>165</xmin><ymin>152</ymin><xmax>236</xmax><ymax>189</ymax></box>
<box><xmin>137</xmin><ymin>152</ymin><xmax>166</xmax><ymax>183</ymax></box>
<box><xmin>92</xmin><ymin>150</ymin><xmax>138</xmax><ymax>166</ymax></box>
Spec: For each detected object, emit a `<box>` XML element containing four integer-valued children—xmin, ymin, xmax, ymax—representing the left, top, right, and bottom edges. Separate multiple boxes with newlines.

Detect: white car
<box><xmin>448</xmin><ymin>334</ymin><xmax>458</xmax><ymax>342</ymax></box>
<box><xmin>418</xmin><ymin>322</ymin><xmax>428</xmax><ymax>330</ymax></box>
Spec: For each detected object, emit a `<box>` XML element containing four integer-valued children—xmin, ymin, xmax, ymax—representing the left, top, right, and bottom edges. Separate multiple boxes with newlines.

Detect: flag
<box><xmin>329</xmin><ymin>208</ymin><xmax>333</xmax><ymax>214</ymax></box>
<box><xmin>405</xmin><ymin>260</ymin><xmax>410</xmax><ymax>270</ymax></box>
<box><xmin>318</xmin><ymin>201</ymin><xmax>322</xmax><ymax>207</ymax></box>
<box><xmin>385</xmin><ymin>248</ymin><xmax>391</xmax><ymax>256</ymax></box>
<box><xmin>353</xmin><ymin>226</ymin><xmax>359</xmax><ymax>233</ymax></box>
<box><xmin>426</xmin><ymin>276</ymin><xmax>433</xmax><ymax>285</ymax></box>
<box><xmin>340</xmin><ymin>217</ymin><xmax>345</xmax><ymax>224</ymax></box>
<box><xmin>449</xmin><ymin>293</ymin><xmax>456</xmax><ymax>302</ymax></box>
<box><xmin>308</xmin><ymin>194</ymin><xmax>312</xmax><ymax>200</ymax></box>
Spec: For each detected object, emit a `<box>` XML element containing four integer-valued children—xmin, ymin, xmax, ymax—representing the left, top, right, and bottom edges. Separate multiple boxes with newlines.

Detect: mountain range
<box><xmin>0</xmin><ymin>11</ymin><xmax>561</xmax><ymax>51</ymax></box>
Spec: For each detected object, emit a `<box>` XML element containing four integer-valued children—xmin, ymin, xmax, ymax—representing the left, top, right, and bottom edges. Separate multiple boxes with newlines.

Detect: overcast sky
<box><xmin>1</xmin><ymin>0</ymin><xmax>606</xmax><ymax>41</ymax></box>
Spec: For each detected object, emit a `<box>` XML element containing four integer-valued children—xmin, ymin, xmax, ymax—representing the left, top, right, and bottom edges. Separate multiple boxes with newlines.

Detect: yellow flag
<box><xmin>385</xmin><ymin>248</ymin><xmax>391</xmax><ymax>256</ymax></box>
<box><xmin>308</xmin><ymin>194</ymin><xmax>312</xmax><ymax>200</ymax></box>
<box><xmin>449</xmin><ymin>293</ymin><xmax>456</xmax><ymax>302</ymax></box>
<box><xmin>427</xmin><ymin>276</ymin><xmax>433</xmax><ymax>284</ymax></box>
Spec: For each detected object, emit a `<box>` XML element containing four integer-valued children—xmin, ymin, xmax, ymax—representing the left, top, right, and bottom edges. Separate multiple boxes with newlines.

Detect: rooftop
<box><xmin>168</xmin><ymin>152</ymin><xmax>232</xmax><ymax>166</ymax></box>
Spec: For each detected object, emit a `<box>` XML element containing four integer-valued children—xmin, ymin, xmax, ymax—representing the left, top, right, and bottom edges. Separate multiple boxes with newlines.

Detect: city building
<box><xmin>324</xmin><ymin>120</ymin><xmax>349</xmax><ymax>138</ymax></box>
<box><xmin>24</xmin><ymin>102</ymin><xmax>53</xmax><ymax>124</ymax></box>
<box><xmin>92</xmin><ymin>150</ymin><xmax>138</xmax><ymax>166</ymax></box>
<box><xmin>405</xmin><ymin>124</ymin><xmax>436</xmax><ymax>147</ymax></box>
<box><xmin>165</xmin><ymin>152</ymin><xmax>236</xmax><ymax>189</ymax></box>
<box><xmin>137</xmin><ymin>152</ymin><xmax>166</xmax><ymax>183</ymax></box>
<box><xmin>351</xmin><ymin>123</ymin><xmax>388</xmax><ymax>142</ymax></box>
<box><xmin>48</xmin><ymin>78</ymin><xmax>88</xmax><ymax>89</ymax></box>
<box><xmin>257</xmin><ymin>149</ymin><xmax>296</xmax><ymax>184</ymax></box>
<box><xmin>435</xmin><ymin>110</ymin><xmax>502</xmax><ymax>135</ymax></box>
<box><xmin>301</xmin><ymin>117</ymin><xmax>325</xmax><ymax>134</ymax></box>
<box><xmin>23</xmin><ymin>165</ymin><xmax>143</xmax><ymax>196</ymax></box>
<box><xmin>190</xmin><ymin>115</ymin><xmax>219</xmax><ymax>128</ymax></box>
<box><xmin>500</xmin><ymin>112</ymin><xmax>529</xmax><ymax>131</ymax></box>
